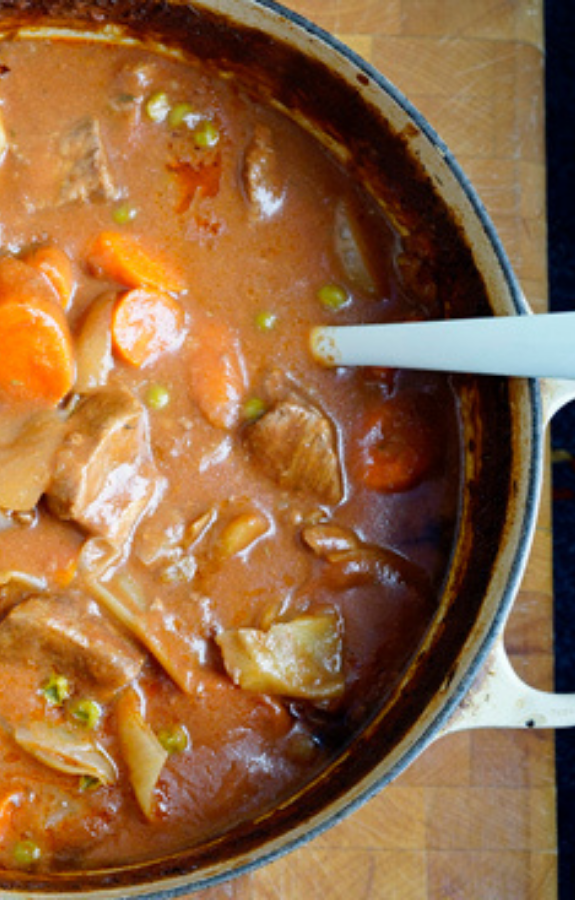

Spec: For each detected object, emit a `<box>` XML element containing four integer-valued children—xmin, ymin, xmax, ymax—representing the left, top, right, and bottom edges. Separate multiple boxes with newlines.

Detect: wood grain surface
<box><xmin>184</xmin><ymin>2</ymin><xmax>555</xmax><ymax>897</ymax></box>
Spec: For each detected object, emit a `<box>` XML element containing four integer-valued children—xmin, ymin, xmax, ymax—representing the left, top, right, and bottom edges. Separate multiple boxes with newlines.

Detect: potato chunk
<box><xmin>216</xmin><ymin>612</ymin><xmax>344</xmax><ymax>701</ymax></box>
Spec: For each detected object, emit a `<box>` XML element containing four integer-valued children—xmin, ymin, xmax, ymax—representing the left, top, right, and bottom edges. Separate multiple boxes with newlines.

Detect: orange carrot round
<box><xmin>25</xmin><ymin>244</ymin><xmax>75</xmax><ymax>310</ymax></box>
<box><xmin>0</xmin><ymin>256</ymin><xmax>60</xmax><ymax>308</ymax></box>
<box><xmin>0</xmin><ymin>293</ymin><xmax>75</xmax><ymax>407</ymax></box>
<box><xmin>87</xmin><ymin>232</ymin><xmax>186</xmax><ymax>294</ymax></box>
<box><xmin>187</xmin><ymin>313</ymin><xmax>247</xmax><ymax>429</ymax></box>
<box><xmin>352</xmin><ymin>395</ymin><xmax>436</xmax><ymax>493</ymax></box>
<box><xmin>111</xmin><ymin>288</ymin><xmax>185</xmax><ymax>367</ymax></box>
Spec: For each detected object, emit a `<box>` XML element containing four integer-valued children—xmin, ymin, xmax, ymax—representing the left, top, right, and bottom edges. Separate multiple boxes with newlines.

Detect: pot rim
<box><xmin>0</xmin><ymin>1</ymin><xmax>546</xmax><ymax>895</ymax></box>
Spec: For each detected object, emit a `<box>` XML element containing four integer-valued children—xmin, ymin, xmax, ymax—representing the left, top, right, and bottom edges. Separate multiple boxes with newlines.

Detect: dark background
<box><xmin>544</xmin><ymin>1</ymin><xmax>575</xmax><ymax>897</ymax></box>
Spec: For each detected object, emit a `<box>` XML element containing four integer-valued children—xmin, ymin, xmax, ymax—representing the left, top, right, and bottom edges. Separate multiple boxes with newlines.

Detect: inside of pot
<box><xmin>0</xmin><ymin>1</ymin><xmax>538</xmax><ymax>894</ymax></box>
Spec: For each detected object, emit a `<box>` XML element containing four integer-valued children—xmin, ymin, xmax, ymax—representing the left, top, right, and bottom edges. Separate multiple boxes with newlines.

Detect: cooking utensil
<box><xmin>311</xmin><ymin>312</ymin><xmax>575</xmax><ymax>379</ymax></box>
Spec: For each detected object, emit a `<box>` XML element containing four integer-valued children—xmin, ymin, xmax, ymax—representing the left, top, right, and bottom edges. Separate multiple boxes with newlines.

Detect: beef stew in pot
<box><xmin>0</xmin><ymin>37</ymin><xmax>462</xmax><ymax>872</ymax></box>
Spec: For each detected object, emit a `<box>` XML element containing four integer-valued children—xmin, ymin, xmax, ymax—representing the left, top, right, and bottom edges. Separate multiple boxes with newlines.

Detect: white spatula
<box><xmin>310</xmin><ymin>312</ymin><xmax>575</xmax><ymax>379</ymax></box>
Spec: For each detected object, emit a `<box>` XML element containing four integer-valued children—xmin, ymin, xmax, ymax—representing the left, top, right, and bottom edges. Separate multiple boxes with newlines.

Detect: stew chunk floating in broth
<box><xmin>0</xmin><ymin>39</ymin><xmax>461</xmax><ymax>871</ymax></box>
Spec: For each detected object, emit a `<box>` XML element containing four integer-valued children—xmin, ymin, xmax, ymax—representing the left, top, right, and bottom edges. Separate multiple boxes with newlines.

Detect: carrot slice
<box><xmin>0</xmin><ymin>298</ymin><xmax>75</xmax><ymax>407</ymax></box>
<box><xmin>352</xmin><ymin>395</ymin><xmax>437</xmax><ymax>493</ymax></box>
<box><xmin>0</xmin><ymin>258</ymin><xmax>74</xmax><ymax>407</ymax></box>
<box><xmin>0</xmin><ymin>257</ymin><xmax>60</xmax><ymax>308</ymax></box>
<box><xmin>188</xmin><ymin>312</ymin><xmax>247</xmax><ymax>429</ymax></box>
<box><xmin>168</xmin><ymin>154</ymin><xmax>222</xmax><ymax>213</ymax></box>
<box><xmin>87</xmin><ymin>232</ymin><xmax>185</xmax><ymax>293</ymax></box>
<box><xmin>25</xmin><ymin>245</ymin><xmax>75</xmax><ymax>310</ymax></box>
<box><xmin>111</xmin><ymin>288</ymin><xmax>185</xmax><ymax>367</ymax></box>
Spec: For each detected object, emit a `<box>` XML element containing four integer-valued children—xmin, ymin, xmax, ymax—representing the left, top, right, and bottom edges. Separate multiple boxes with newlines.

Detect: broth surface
<box><xmin>0</xmin><ymin>38</ymin><xmax>461</xmax><ymax>871</ymax></box>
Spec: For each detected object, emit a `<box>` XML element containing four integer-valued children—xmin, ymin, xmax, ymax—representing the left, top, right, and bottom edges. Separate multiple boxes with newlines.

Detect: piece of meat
<box><xmin>0</xmin><ymin>592</ymin><xmax>145</xmax><ymax>699</ymax></box>
<box><xmin>242</xmin><ymin>123</ymin><xmax>285</xmax><ymax>220</ymax></box>
<box><xmin>58</xmin><ymin>117</ymin><xmax>117</xmax><ymax>205</ymax></box>
<box><xmin>245</xmin><ymin>375</ymin><xmax>343</xmax><ymax>505</ymax></box>
<box><xmin>46</xmin><ymin>385</ymin><xmax>160</xmax><ymax>545</ymax></box>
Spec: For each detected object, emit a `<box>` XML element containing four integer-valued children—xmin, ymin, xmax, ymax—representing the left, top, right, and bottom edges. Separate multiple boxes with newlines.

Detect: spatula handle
<box><xmin>310</xmin><ymin>312</ymin><xmax>575</xmax><ymax>380</ymax></box>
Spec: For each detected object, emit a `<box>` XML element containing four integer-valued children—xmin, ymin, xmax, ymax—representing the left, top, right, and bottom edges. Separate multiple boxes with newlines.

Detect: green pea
<box><xmin>157</xmin><ymin>724</ymin><xmax>189</xmax><ymax>754</ymax></box>
<box><xmin>42</xmin><ymin>673</ymin><xmax>70</xmax><ymax>707</ymax></box>
<box><xmin>112</xmin><ymin>202</ymin><xmax>138</xmax><ymax>225</ymax></box>
<box><xmin>70</xmin><ymin>699</ymin><xmax>102</xmax><ymax>730</ymax></box>
<box><xmin>145</xmin><ymin>383</ymin><xmax>170</xmax><ymax>411</ymax></box>
<box><xmin>168</xmin><ymin>102</ymin><xmax>195</xmax><ymax>128</ymax></box>
<box><xmin>254</xmin><ymin>310</ymin><xmax>277</xmax><ymax>332</ymax></box>
<box><xmin>145</xmin><ymin>91</ymin><xmax>170</xmax><ymax>123</ymax></box>
<box><xmin>243</xmin><ymin>396</ymin><xmax>266</xmax><ymax>422</ymax></box>
<box><xmin>193</xmin><ymin>120</ymin><xmax>220</xmax><ymax>149</ymax></box>
<box><xmin>13</xmin><ymin>840</ymin><xmax>41</xmax><ymax>867</ymax></box>
<box><xmin>79</xmin><ymin>775</ymin><xmax>101</xmax><ymax>792</ymax></box>
<box><xmin>317</xmin><ymin>283</ymin><xmax>349</xmax><ymax>311</ymax></box>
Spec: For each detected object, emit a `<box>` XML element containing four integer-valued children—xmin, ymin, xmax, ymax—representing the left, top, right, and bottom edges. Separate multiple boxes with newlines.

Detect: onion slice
<box><xmin>217</xmin><ymin>612</ymin><xmax>345</xmax><ymax>701</ymax></box>
<box><xmin>14</xmin><ymin>721</ymin><xmax>117</xmax><ymax>784</ymax></box>
<box><xmin>116</xmin><ymin>688</ymin><xmax>168</xmax><ymax>820</ymax></box>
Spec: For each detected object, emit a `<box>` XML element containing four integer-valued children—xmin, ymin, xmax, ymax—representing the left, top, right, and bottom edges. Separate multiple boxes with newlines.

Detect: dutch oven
<box><xmin>0</xmin><ymin>0</ymin><xmax>571</xmax><ymax>896</ymax></box>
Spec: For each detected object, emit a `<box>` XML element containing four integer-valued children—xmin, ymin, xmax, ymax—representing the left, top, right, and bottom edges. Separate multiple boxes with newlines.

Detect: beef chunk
<box><xmin>245</xmin><ymin>375</ymin><xmax>343</xmax><ymax>505</ymax></box>
<box><xmin>242</xmin><ymin>123</ymin><xmax>285</xmax><ymax>220</ymax></box>
<box><xmin>0</xmin><ymin>592</ymin><xmax>145</xmax><ymax>698</ymax></box>
<box><xmin>58</xmin><ymin>117</ymin><xmax>117</xmax><ymax>205</ymax></box>
<box><xmin>47</xmin><ymin>386</ymin><xmax>159</xmax><ymax>545</ymax></box>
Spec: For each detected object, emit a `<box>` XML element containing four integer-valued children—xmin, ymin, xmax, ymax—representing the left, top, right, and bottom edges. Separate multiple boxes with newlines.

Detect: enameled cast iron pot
<box><xmin>1</xmin><ymin>1</ymin><xmax>574</xmax><ymax>896</ymax></box>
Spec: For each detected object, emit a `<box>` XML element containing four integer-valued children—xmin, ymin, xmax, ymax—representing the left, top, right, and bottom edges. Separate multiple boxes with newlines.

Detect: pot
<box><xmin>0</xmin><ymin>0</ymin><xmax>569</xmax><ymax>896</ymax></box>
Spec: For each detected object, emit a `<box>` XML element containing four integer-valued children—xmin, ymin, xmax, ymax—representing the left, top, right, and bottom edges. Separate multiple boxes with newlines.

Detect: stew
<box><xmin>0</xmin><ymin>37</ymin><xmax>461</xmax><ymax>872</ymax></box>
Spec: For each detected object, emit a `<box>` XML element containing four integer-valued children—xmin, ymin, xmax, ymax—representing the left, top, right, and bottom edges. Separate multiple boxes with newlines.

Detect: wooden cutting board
<box><xmin>185</xmin><ymin>2</ymin><xmax>556</xmax><ymax>897</ymax></box>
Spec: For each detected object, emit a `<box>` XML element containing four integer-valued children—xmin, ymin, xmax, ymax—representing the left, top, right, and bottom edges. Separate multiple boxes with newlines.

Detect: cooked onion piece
<box><xmin>216</xmin><ymin>510</ymin><xmax>269</xmax><ymax>560</ymax></box>
<box><xmin>116</xmin><ymin>688</ymin><xmax>168</xmax><ymax>821</ymax></box>
<box><xmin>88</xmin><ymin>574</ymin><xmax>209</xmax><ymax>694</ymax></box>
<box><xmin>300</xmin><ymin>522</ymin><xmax>360</xmax><ymax>558</ymax></box>
<box><xmin>334</xmin><ymin>200</ymin><xmax>378</xmax><ymax>296</ymax></box>
<box><xmin>74</xmin><ymin>292</ymin><xmax>115</xmax><ymax>392</ymax></box>
<box><xmin>0</xmin><ymin>409</ymin><xmax>66</xmax><ymax>511</ymax></box>
<box><xmin>216</xmin><ymin>612</ymin><xmax>344</xmax><ymax>700</ymax></box>
<box><xmin>77</xmin><ymin>537</ymin><xmax>122</xmax><ymax>579</ymax></box>
<box><xmin>0</xmin><ymin>570</ymin><xmax>47</xmax><ymax>591</ymax></box>
<box><xmin>13</xmin><ymin>721</ymin><xmax>117</xmax><ymax>784</ymax></box>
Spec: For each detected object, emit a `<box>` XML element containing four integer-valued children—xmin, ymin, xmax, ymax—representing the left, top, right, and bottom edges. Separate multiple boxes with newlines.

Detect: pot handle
<box><xmin>441</xmin><ymin>637</ymin><xmax>575</xmax><ymax>734</ymax></box>
<box><xmin>443</xmin><ymin>374</ymin><xmax>575</xmax><ymax>735</ymax></box>
<box><xmin>540</xmin><ymin>376</ymin><xmax>575</xmax><ymax>425</ymax></box>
